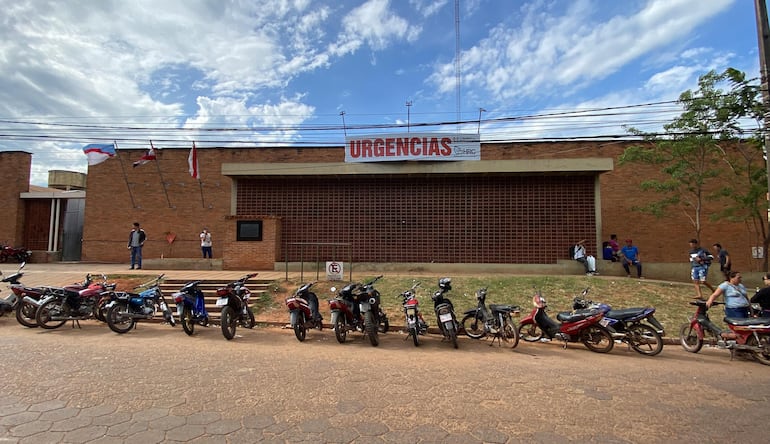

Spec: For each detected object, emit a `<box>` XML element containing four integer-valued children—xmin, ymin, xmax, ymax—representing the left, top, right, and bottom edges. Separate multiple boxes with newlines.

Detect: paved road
<box><xmin>1</xmin><ymin>316</ymin><xmax>769</xmax><ymax>443</ymax></box>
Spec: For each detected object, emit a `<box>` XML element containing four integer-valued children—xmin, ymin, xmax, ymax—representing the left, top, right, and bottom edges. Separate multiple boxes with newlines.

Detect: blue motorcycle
<box><xmin>105</xmin><ymin>274</ymin><xmax>176</xmax><ymax>334</ymax></box>
<box><xmin>173</xmin><ymin>280</ymin><xmax>210</xmax><ymax>336</ymax></box>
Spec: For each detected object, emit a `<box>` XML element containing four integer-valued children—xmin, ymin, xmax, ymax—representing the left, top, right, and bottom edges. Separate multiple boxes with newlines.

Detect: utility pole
<box><xmin>755</xmin><ymin>0</ymin><xmax>770</xmax><ymax>223</ymax></box>
<box><xmin>406</xmin><ymin>101</ymin><xmax>413</xmax><ymax>132</ymax></box>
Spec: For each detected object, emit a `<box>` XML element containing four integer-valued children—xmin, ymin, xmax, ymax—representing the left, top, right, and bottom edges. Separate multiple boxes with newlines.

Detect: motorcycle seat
<box><xmin>556</xmin><ymin>310</ymin><xmax>598</xmax><ymax>323</ymax></box>
<box><xmin>606</xmin><ymin>307</ymin><xmax>649</xmax><ymax>320</ymax></box>
<box><xmin>489</xmin><ymin>304</ymin><xmax>519</xmax><ymax>314</ymax></box>
<box><xmin>724</xmin><ymin>316</ymin><xmax>770</xmax><ymax>327</ymax></box>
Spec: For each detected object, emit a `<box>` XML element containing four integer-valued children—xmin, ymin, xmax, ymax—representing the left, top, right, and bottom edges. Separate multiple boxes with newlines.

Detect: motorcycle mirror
<box><xmin>533</xmin><ymin>294</ymin><xmax>546</xmax><ymax>308</ymax></box>
<box><xmin>330</xmin><ymin>286</ymin><xmax>337</xmax><ymax>293</ymax></box>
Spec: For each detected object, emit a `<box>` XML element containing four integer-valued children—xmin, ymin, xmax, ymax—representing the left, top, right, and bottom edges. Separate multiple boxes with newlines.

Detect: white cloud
<box><xmin>428</xmin><ymin>0</ymin><xmax>735</xmax><ymax>103</ymax></box>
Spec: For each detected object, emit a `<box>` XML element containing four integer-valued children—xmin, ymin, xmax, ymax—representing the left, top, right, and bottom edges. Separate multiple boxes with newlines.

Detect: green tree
<box><xmin>620</xmin><ymin>68</ymin><xmax>769</xmax><ymax>270</ymax></box>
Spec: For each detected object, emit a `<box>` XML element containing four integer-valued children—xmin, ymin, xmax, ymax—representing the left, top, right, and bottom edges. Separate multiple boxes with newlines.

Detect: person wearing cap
<box><xmin>689</xmin><ymin>238</ymin><xmax>715</xmax><ymax>299</ymax></box>
<box><xmin>200</xmin><ymin>227</ymin><xmax>213</xmax><ymax>258</ymax></box>
<box><xmin>620</xmin><ymin>239</ymin><xmax>642</xmax><ymax>278</ymax></box>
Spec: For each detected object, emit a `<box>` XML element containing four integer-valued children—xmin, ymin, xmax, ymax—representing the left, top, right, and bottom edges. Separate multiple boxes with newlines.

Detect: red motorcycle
<box><xmin>0</xmin><ymin>245</ymin><xmax>31</xmax><ymax>263</ymax></box>
<box><xmin>517</xmin><ymin>290</ymin><xmax>614</xmax><ymax>353</ymax></box>
<box><xmin>286</xmin><ymin>281</ymin><xmax>323</xmax><ymax>342</ymax></box>
<box><xmin>680</xmin><ymin>300</ymin><xmax>770</xmax><ymax>365</ymax></box>
<box><xmin>34</xmin><ymin>274</ymin><xmax>116</xmax><ymax>329</ymax></box>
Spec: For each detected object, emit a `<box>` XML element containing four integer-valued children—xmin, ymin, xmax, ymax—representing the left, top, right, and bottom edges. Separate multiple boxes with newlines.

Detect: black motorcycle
<box><xmin>432</xmin><ymin>277</ymin><xmax>460</xmax><ymax>349</ymax></box>
<box><xmin>461</xmin><ymin>287</ymin><xmax>520</xmax><ymax>348</ymax></box>
<box><xmin>216</xmin><ymin>273</ymin><xmax>257</xmax><ymax>340</ymax></box>
<box><xmin>105</xmin><ymin>274</ymin><xmax>176</xmax><ymax>334</ymax></box>
<box><xmin>329</xmin><ymin>275</ymin><xmax>389</xmax><ymax>346</ymax></box>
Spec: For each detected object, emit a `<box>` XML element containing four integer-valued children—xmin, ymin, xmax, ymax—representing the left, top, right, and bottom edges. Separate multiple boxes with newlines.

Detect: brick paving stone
<box><xmin>124</xmin><ymin>429</ymin><xmax>165</xmax><ymax>443</ymax></box>
<box><xmin>130</xmin><ymin>407</ymin><xmax>169</xmax><ymax>422</ymax></box>
<box><xmin>61</xmin><ymin>425</ymin><xmax>109</xmax><ymax>443</ymax></box>
<box><xmin>50</xmin><ymin>416</ymin><xmax>93</xmax><ymax>433</ymax></box>
<box><xmin>9</xmin><ymin>420</ymin><xmax>52</xmax><ymax>438</ymax></box>
<box><xmin>297</xmin><ymin>417</ymin><xmax>330</xmax><ymax>433</ymax></box>
<box><xmin>353</xmin><ymin>420</ymin><xmax>390</xmax><ymax>436</ymax></box>
<box><xmin>91</xmin><ymin>412</ymin><xmax>132</xmax><ymax>427</ymax></box>
<box><xmin>27</xmin><ymin>400</ymin><xmax>67</xmax><ymax>413</ymax></box>
<box><xmin>0</xmin><ymin>404</ymin><xmax>29</xmax><ymax>417</ymax></box>
<box><xmin>186</xmin><ymin>411</ymin><xmax>221</xmax><ymax>425</ymax></box>
<box><xmin>471</xmin><ymin>426</ymin><xmax>509</xmax><ymax>443</ymax></box>
<box><xmin>240</xmin><ymin>414</ymin><xmax>275</xmax><ymax>429</ymax></box>
<box><xmin>77</xmin><ymin>404</ymin><xmax>117</xmax><ymax>417</ymax></box>
<box><xmin>204</xmin><ymin>419</ymin><xmax>241</xmax><ymax>435</ymax></box>
<box><xmin>165</xmin><ymin>424</ymin><xmax>205</xmax><ymax>441</ymax></box>
<box><xmin>39</xmin><ymin>407</ymin><xmax>79</xmax><ymax>422</ymax></box>
<box><xmin>0</xmin><ymin>412</ymin><xmax>41</xmax><ymax>427</ymax></box>
<box><xmin>18</xmin><ymin>431</ymin><xmax>65</xmax><ymax>444</ymax></box>
<box><xmin>148</xmin><ymin>414</ymin><xmax>186</xmax><ymax>431</ymax></box>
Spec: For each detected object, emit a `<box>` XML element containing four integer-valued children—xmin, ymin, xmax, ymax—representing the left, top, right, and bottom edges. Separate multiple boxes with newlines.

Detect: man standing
<box><xmin>689</xmin><ymin>239</ymin><xmax>714</xmax><ymax>299</ymax></box>
<box><xmin>621</xmin><ymin>239</ymin><xmax>643</xmax><ymax>278</ymax></box>
<box><xmin>127</xmin><ymin>222</ymin><xmax>146</xmax><ymax>270</ymax></box>
<box><xmin>200</xmin><ymin>228</ymin><xmax>213</xmax><ymax>258</ymax></box>
<box><xmin>712</xmin><ymin>243</ymin><xmax>731</xmax><ymax>280</ymax></box>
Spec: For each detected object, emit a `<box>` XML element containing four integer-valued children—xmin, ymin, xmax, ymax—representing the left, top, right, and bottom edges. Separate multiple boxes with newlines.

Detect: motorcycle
<box><xmin>518</xmin><ymin>289</ymin><xmax>614</xmax><ymax>353</ymax></box>
<box><xmin>460</xmin><ymin>286</ymin><xmax>520</xmax><ymax>348</ymax></box>
<box><xmin>105</xmin><ymin>274</ymin><xmax>176</xmax><ymax>334</ymax></box>
<box><xmin>35</xmin><ymin>274</ymin><xmax>116</xmax><ymax>329</ymax></box>
<box><xmin>0</xmin><ymin>245</ymin><xmax>31</xmax><ymax>263</ymax></box>
<box><xmin>432</xmin><ymin>277</ymin><xmax>460</xmax><ymax>349</ymax></box>
<box><xmin>572</xmin><ymin>290</ymin><xmax>663</xmax><ymax>356</ymax></box>
<box><xmin>215</xmin><ymin>273</ymin><xmax>257</xmax><ymax>340</ymax></box>
<box><xmin>0</xmin><ymin>262</ymin><xmax>29</xmax><ymax>317</ymax></box>
<box><xmin>680</xmin><ymin>299</ymin><xmax>770</xmax><ymax>365</ymax></box>
<box><xmin>15</xmin><ymin>272</ymin><xmax>96</xmax><ymax>328</ymax></box>
<box><xmin>286</xmin><ymin>281</ymin><xmax>323</xmax><ymax>342</ymax></box>
<box><xmin>172</xmin><ymin>280</ymin><xmax>210</xmax><ymax>336</ymax></box>
<box><xmin>398</xmin><ymin>281</ymin><xmax>428</xmax><ymax>346</ymax></box>
<box><xmin>329</xmin><ymin>275</ymin><xmax>389</xmax><ymax>346</ymax></box>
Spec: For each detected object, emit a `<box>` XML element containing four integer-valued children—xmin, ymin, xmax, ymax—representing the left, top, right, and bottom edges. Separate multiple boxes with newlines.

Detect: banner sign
<box><xmin>345</xmin><ymin>132</ymin><xmax>480</xmax><ymax>162</ymax></box>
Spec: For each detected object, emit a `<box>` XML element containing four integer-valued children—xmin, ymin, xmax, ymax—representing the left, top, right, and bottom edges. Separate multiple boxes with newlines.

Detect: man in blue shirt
<box><xmin>620</xmin><ymin>239</ymin><xmax>642</xmax><ymax>278</ymax></box>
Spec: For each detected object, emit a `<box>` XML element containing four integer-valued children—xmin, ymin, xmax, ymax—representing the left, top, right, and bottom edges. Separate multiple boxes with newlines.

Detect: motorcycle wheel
<box><xmin>747</xmin><ymin>334</ymin><xmax>770</xmax><ymax>365</ymax></box>
<box><xmin>333</xmin><ymin>313</ymin><xmax>346</xmax><ymax>343</ymax></box>
<box><xmin>35</xmin><ymin>299</ymin><xmax>67</xmax><ymax>330</ymax></box>
<box><xmin>95</xmin><ymin>296</ymin><xmax>111</xmax><ymax>322</ymax></box>
<box><xmin>378</xmin><ymin>313</ymin><xmax>389</xmax><ymax>333</ymax></box>
<box><xmin>518</xmin><ymin>322</ymin><xmax>543</xmax><ymax>342</ymax></box>
<box><xmin>448</xmin><ymin>324</ymin><xmax>459</xmax><ymax>349</ymax></box>
<box><xmin>502</xmin><ymin>317</ymin><xmax>520</xmax><ymax>349</ymax></box>
<box><xmin>181</xmin><ymin>305</ymin><xmax>195</xmax><ymax>336</ymax></box>
<box><xmin>106</xmin><ymin>302</ymin><xmax>135</xmax><ymax>334</ymax></box>
<box><xmin>15</xmin><ymin>299</ymin><xmax>39</xmax><ymax>328</ymax></box>
<box><xmin>0</xmin><ymin>253</ymin><xmax>7</xmax><ymax>263</ymax></box>
<box><xmin>365</xmin><ymin>311</ymin><xmax>379</xmax><ymax>347</ymax></box>
<box><xmin>581</xmin><ymin>325</ymin><xmax>614</xmax><ymax>353</ymax></box>
<box><xmin>292</xmin><ymin>312</ymin><xmax>306</xmax><ymax>342</ymax></box>
<box><xmin>410</xmin><ymin>327</ymin><xmax>419</xmax><ymax>346</ymax></box>
<box><xmin>627</xmin><ymin>323</ymin><xmax>663</xmax><ymax>356</ymax></box>
<box><xmin>461</xmin><ymin>313</ymin><xmax>486</xmax><ymax>339</ymax></box>
<box><xmin>679</xmin><ymin>323</ymin><xmax>704</xmax><ymax>353</ymax></box>
<box><xmin>220</xmin><ymin>306</ymin><xmax>237</xmax><ymax>340</ymax></box>
<box><xmin>243</xmin><ymin>309</ymin><xmax>256</xmax><ymax>329</ymax></box>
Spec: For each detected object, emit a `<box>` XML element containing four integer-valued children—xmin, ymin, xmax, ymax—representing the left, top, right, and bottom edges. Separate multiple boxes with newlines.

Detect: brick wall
<box><xmin>0</xmin><ymin>151</ymin><xmax>31</xmax><ymax>246</ymax></box>
<box><xmin>77</xmin><ymin>142</ymin><xmax>766</xmax><ymax>271</ymax></box>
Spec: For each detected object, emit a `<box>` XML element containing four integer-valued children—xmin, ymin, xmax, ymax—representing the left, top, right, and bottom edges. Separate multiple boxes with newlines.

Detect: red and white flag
<box><xmin>133</xmin><ymin>143</ymin><xmax>157</xmax><ymax>168</ymax></box>
<box><xmin>188</xmin><ymin>142</ymin><xmax>200</xmax><ymax>179</ymax></box>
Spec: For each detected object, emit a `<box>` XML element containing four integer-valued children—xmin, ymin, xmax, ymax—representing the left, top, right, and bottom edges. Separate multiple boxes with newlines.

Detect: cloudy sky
<box><xmin>0</xmin><ymin>0</ymin><xmax>759</xmax><ymax>185</ymax></box>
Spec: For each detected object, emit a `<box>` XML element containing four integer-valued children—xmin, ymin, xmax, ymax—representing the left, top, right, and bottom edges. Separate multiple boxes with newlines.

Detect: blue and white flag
<box><xmin>82</xmin><ymin>143</ymin><xmax>116</xmax><ymax>166</ymax></box>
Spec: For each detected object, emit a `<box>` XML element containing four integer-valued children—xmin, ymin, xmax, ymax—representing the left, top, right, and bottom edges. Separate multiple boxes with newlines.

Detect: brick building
<box><xmin>79</xmin><ymin>138</ymin><xmax>764</xmax><ymax>272</ymax></box>
<box><xmin>2</xmin><ymin>139</ymin><xmax>764</xmax><ymax>272</ymax></box>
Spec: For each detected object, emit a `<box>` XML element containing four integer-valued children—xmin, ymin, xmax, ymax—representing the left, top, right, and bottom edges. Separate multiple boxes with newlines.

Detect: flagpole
<box><xmin>151</xmin><ymin>141</ymin><xmax>173</xmax><ymax>208</ymax></box>
<box><xmin>114</xmin><ymin>141</ymin><xmax>137</xmax><ymax>208</ymax></box>
<box><xmin>191</xmin><ymin>142</ymin><xmax>205</xmax><ymax>208</ymax></box>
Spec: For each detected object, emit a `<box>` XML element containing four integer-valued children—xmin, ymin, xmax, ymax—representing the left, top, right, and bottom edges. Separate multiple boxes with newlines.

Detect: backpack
<box><xmin>569</xmin><ymin>244</ymin><xmax>576</xmax><ymax>259</ymax></box>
